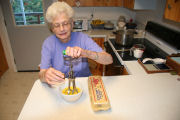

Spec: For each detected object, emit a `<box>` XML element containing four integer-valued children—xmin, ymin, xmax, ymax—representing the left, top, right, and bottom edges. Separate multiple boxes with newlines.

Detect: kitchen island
<box><xmin>18</xmin><ymin>61</ymin><xmax>180</xmax><ymax>120</ymax></box>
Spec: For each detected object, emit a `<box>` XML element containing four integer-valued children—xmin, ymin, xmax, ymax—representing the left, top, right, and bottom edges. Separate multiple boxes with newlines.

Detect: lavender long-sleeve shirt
<box><xmin>40</xmin><ymin>32</ymin><xmax>103</xmax><ymax>77</ymax></box>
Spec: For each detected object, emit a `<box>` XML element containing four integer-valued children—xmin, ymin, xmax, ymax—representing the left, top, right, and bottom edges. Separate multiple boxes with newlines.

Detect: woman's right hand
<box><xmin>39</xmin><ymin>67</ymin><xmax>65</xmax><ymax>85</ymax></box>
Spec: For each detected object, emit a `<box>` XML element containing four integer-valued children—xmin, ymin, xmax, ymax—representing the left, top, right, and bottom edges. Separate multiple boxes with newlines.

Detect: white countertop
<box><xmin>18</xmin><ymin>61</ymin><xmax>180</xmax><ymax>120</ymax></box>
<box><xmin>82</xmin><ymin>29</ymin><xmax>144</xmax><ymax>39</ymax></box>
<box><xmin>83</xmin><ymin>29</ymin><xmax>115</xmax><ymax>38</ymax></box>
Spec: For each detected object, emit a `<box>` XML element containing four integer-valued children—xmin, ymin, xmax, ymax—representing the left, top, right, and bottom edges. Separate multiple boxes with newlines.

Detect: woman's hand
<box><xmin>65</xmin><ymin>46</ymin><xmax>82</xmax><ymax>58</ymax></box>
<box><xmin>39</xmin><ymin>68</ymin><xmax>65</xmax><ymax>85</ymax></box>
<box><xmin>65</xmin><ymin>46</ymin><xmax>113</xmax><ymax>65</ymax></box>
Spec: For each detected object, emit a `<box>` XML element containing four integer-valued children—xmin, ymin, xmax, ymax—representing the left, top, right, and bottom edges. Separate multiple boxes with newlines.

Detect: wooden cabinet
<box><xmin>104</xmin><ymin>0</ymin><xmax>123</xmax><ymax>7</ymax></box>
<box><xmin>164</xmin><ymin>0</ymin><xmax>180</xmax><ymax>22</ymax></box>
<box><xmin>59</xmin><ymin>0</ymin><xmax>76</xmax><ymax>6</ymax></box>
<box><xmin>123</xmin><ymin>0</ymin><xmax>134</xmax><ymax>9</ymax></box>
<box><xmin>88</xmin><ymin>37</ymin><xmax>104</xmax><ymax>76</ymax></box>
<box><xmin>104</xmin><ymin>41</ymin><xmax>128</xmax><ymax>76</ymax></box>
<box><xmin>0</xmin><ymin>37</ymin><xmax>8</xmax><ymax>77</ymax></box>
<box><xmin>105</xmin><ymin>64</ymin><xmax>128</xmax><ymax>76</ymax></box>
<box><xmin>123</xmin><ymin>0</ymin><xmax>156</xmax><ymax>10</ymax></box>
<box><xmin>59</xmin><ymin>0</ymin><xmax>123</xmax><ymax>7</ymax></box>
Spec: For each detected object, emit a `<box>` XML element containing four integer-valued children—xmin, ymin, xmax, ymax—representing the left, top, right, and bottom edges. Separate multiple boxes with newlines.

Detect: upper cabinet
<box><xmin>164</xmin><ymin>0</ymin><xmax>180</xmax><ymax>22</ymax></box>
<box><xmin>104</xmin><ymin>0</ymin><xmax>123</xmax><ymax>7</ymax></box>
<box><xmin>59</xmin><ymin>0</ymin><xmax>123</xmax><ymax>7</ymax></box>
<box><xmin>123</xmin><ymin>0</ymin><xmax>156</xmax><ymax>10</ymax></box>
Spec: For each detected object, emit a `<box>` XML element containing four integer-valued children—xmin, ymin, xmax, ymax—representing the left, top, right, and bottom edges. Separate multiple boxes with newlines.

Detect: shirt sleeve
<box><xmin>40</xmin><ymin>37</ymin><xmax>54</xmax><ymax>69</ymax></box>
<box><xmin>81</xmin><ymin>33</ymin><xmax>103</xmax><ymax>52</ymax></box>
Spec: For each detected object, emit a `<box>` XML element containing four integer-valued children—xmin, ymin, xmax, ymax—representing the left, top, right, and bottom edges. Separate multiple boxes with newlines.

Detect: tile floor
<box><xmin>0</xmin><ymin>69</ymin><xmax>39</xmax><ymax>120</ymax></box>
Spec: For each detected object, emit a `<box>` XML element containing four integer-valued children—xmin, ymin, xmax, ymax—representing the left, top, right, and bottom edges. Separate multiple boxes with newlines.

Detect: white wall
<box><xmin>135</xmin><ymin>0</ymin><xmax>180</xmax><ymax>31</ymax></box>
<box><xmin>73</xmin><ymin>7</ymin><xmax>135</xmax><ymax>21</ymax></box>
<box><xmin>72</xmin><ymin>7</ymin><xmax>136</xmax><ymax>28</ymax></box>
<box><xmin>73</xmin><ymin>7</ymin><xmax>136</xmax><ymax>27</ymax></box>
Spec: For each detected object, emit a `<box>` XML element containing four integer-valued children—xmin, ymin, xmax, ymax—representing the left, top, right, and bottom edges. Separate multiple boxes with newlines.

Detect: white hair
<box><xmin>46</xmin><ymin>1</ymin><xmax>74</xmax><ymax>23</ymax></box>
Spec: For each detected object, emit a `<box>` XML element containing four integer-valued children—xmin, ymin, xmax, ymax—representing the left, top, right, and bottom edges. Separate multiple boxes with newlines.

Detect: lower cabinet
<box><xmin>88</xmin><ymin>37</ymin><xmax>104</xmax><ymax>76</ymax></box>
<box><xmin>88</xmin><ymin>37</ymin><xmax>129</xmax><ymax>76</ymax></box>
<box><xmin>105</xmin><ymin>64</ymin><xmax>129</xmax><ymax>76</ymax></box>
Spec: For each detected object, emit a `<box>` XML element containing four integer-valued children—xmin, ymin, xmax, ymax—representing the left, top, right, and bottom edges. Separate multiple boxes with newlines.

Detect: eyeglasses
<box><xmin>52</xmin><ymin>20</ymin><xmax>71</xmax><ymax>29</ymax></box>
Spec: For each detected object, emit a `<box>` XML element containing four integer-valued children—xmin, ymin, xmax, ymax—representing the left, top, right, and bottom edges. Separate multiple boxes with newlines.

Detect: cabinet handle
<box><xmin>168</xmin><ymin>4</ymin><xmax>171</xmax><ymax>10</ymax></box>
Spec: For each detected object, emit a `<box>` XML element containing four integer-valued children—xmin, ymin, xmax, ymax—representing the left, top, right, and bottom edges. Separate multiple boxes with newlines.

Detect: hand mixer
<box><xmin>63</xmin><ymin>50</ymin><xmax>78</xmax><ymax>95</ymax></box>
<box><xmin>66</xmin><ymin>63</ymin><xmax>78</xmax><ymax>95</ymax></box>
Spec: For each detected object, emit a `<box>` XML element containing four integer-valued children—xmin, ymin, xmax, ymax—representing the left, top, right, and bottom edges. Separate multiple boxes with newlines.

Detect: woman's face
<box><xmin>52</xmin><ymin>12</ymin><xmax>73</xmax><ymax>43</ymax></box>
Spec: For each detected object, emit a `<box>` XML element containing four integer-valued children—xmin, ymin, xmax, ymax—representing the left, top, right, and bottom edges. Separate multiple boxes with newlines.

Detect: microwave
<box><xmin>73</xmin><ymin>18</ymin><xmax>88</xmax><ymax>31</ymax></box>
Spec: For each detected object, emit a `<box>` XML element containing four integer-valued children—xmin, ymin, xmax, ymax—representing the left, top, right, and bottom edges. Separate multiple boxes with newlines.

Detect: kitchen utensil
<box><xmin>125</xmin><ymin>23</ymin><xmax>137</xmax><ymax>29</ymax></box>
<box><xmin>142</xmin><ymin>58</ymin><xmax>166</xmax><ymax>64</ymax></box>
<box><xmin>130</xmin><ymin>44</ymin><xmax>145</xmax><ymax>58</ymax></box>
<box><xmin>63</xmin><ymin>51</ymin><xmax>79</xmax><ymax>95</ymax></box>
<box><xmin>118</xmin><ymin>16</ymin><xmax>126</xmax><ymax>22</ymax></box>
<box><xmin>117</xmin><ymin>16</ymin><xmax>126</xmax><ymax>30</ymax></box>
<box><xmin>104</xmin><ymin>21</ymin><xmax>114</xmax><ymax>30</ymax></box>
<box><xmin>114</xmin><ymin>29</ymin><xmax>135</xmax><ymax>46</ymax></box>
<box><xmin>125</xmin><ymin>18</ymin><xmax>137</xmax><ymax>29</ymax></box>
<box><xmin>60</xmin><ymin>80</ymin><xmax>83</xmax><ymax>102</ymax></box>
<box><xmin>66</xmin><ymin>64</ymin><xmax>78</xmax><ymax>95</ymax></box>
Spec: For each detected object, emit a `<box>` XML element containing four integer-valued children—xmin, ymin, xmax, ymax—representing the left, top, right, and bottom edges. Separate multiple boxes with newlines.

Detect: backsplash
<box><xmin>73</xmin><ymin>7</ymin><xmax>136</xmax><ymax>29</ymax></box>
<box><xmin>73</xmin><ymin>7</ymin><xmax>135</xmax><ymax>21</ymax></box>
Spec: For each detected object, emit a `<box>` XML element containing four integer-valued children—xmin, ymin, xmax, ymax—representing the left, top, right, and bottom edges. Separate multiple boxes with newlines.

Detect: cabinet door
<box><xmin>0</xmin><ymin>37</ymin><xmax>8</xmax><ymax>77</ymax></box>
<box><xmin>123</xmin><ymin>0</ymin><xmax>156</xmax><ymax>10</ymax></box>
<box><xmin>59</xmin><ymin>0</ymin><xmax>123</xmax><ymax>7</ymax></box>
<box><xmin>58</xmin><ymin>0</ymin><xmax>76</xmax><ymax>6</ymax></box>
<box><xmin>123</xmin><ymin>0</ymin><xmax>134</xmax><ymax>9</ymax></box>
<box><xmin>88</xmin><ymin>37</ymin><xmax>104</xmax><ymax>76</ymax></box>
<box><xmin>58</xmin><ymin>0</ymin><xmax>96</xmax><ymax>6</ymax></box>
<box><xmin>103</xmin><ymin>0</ymin><xmax>123</xmax><ymax>7</ymax></box>
<box><xmin>164</xmin><ymin>0</ymin><xmax>180</xmax><ymax>22</ymax></box>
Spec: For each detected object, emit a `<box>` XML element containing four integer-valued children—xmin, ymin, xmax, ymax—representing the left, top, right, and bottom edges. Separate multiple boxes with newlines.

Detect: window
<box><xmin>10</xmin><ymin>0</ymin><xmax>44</xmax><ymax>25</ymax></box>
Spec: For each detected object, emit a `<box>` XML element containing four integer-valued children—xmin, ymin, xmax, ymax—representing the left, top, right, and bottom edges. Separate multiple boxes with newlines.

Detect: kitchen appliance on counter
<box><xmin>117</xmin><ymin>16</ymin><xmax>126</xmax><ymax>30</ymax></box>
<box><xmin>130</xmin><ymin>44</ymin><xmax>145</xmax><ymax>58</ymax></box>
<box><xmin>73</xmin><ymin>17</ymin><xmax>88</xmax><ymax>31</ymax></box>
<box><xmin>104</xmin><ymin>21</ymin><xmax>114</xmax><ymax>30</ymax></box>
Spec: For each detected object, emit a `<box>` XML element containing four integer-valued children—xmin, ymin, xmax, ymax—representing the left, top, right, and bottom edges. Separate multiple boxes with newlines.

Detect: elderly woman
<box><xmin>39</xmin><ymin>1</ymin><xmax>113</xmax><ymax>85</ymax></box>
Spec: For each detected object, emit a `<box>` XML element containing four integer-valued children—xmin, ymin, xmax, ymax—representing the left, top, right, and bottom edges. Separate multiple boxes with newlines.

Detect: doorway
<box><xmin>0</xmin><ymin>0</ymin><xmax>52</xmax><ymax>71</ymax></box>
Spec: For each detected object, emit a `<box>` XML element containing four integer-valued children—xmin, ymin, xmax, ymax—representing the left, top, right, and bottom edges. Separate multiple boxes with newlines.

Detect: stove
<box><xmin>109</xmin><ymin>38</ymin><xmax>168</xmax><ymax>61</ymax></box>
<box><xmin>105</xmin><ymin>21</ymin><xmax>180</xmax><ymax>67</ymax></box>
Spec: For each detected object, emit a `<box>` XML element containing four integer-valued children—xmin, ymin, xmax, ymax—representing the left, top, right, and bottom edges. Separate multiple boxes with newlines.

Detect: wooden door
<box><xmin>164</xmin><ymin>0</ymin><xmax>180</xmax><ymax>22</ymax></box>
<box><xmin>1</xmin><ymin>0</ymin><xmax>51</xmax><ymax>71</ymax></box>
<box><xmin>88</xmin><ymin>37</ymin><xmax>104</xmax><ymax>76</ymax></box>
<box><xmin>0</xmin><ymin>37</ymin><xmax>8</xmax><ymax>77</ymax></box>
